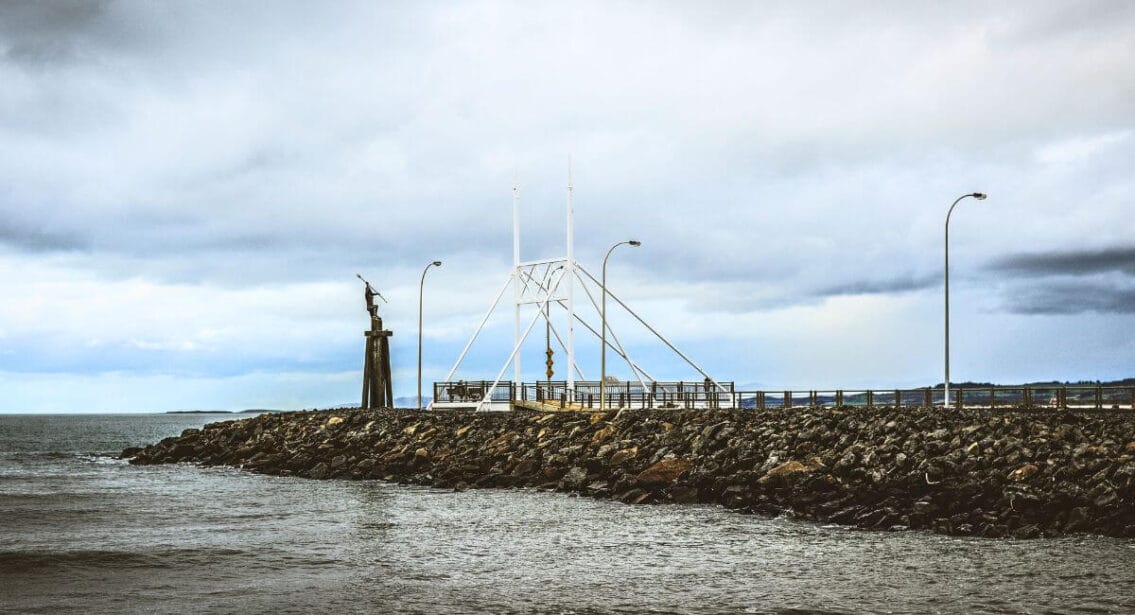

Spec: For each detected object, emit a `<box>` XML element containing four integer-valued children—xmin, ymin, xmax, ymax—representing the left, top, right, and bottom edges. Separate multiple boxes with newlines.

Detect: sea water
<box><xmin>2</xmin><ymin>413</ymin><xmax>1134</xmax><ymax>614</ymax></box>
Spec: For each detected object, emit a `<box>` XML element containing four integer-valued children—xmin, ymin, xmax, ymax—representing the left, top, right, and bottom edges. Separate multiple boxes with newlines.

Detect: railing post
<box><xmin>1096</xmin><ymin>385</ymin><xmax>1103</xmax><ymax>410</ymax></box>
<box><xmin>836</xmin><ymin>390</ymin><xmax>843</xmax><ymax>406</ymax></box>
<box><xmin>866</xmin><ymin>390</ymin><xmax>874</xmax><ymax>408</ymax></box>
<box><xmin>757</xmin><ymin>391</ymin><xmax>765</xmax><ymax>411</ymax></box>
<box><xmin>783</xmin><ymin>391</ymin><xmax>792</xmax><ymax>409</ymax></box>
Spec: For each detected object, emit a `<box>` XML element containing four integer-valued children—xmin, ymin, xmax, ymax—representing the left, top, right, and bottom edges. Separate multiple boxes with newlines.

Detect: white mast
<box><xmin>512</xmin><ymin>179</ymin><xmax>521</xmax><ymax>388</ymax></box>
<box><xmin>565</xmin><ymin>159</ymin><xmax>575</xmax><ymax>398</ymax></box>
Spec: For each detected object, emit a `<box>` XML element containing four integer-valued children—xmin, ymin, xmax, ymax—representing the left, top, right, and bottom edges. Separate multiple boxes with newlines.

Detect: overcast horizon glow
<box><xmin>2</xmin><ymin>1</ymin><xmax>1133</xmax><ymax>412</ymax></box>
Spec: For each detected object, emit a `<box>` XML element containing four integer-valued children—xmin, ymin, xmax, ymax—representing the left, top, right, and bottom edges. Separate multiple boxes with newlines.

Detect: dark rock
<box><xmin>667</xmin><ymin>485</ymin><xmax>699</xmax><ymax>503</ymax></box>
<box><xmin>308</xmin><ymin>462</ymin><xmax>329</xmax><ymax>480</ymax></box>
<box><xmin>635</xmin><ymin>458</ymin><xmax>691</xmax><ymax>487</ymax></box>
<box><xmin>560</xmin><ymin>466</ymin><xmax>588</xmax><ymax>490</ymax></box>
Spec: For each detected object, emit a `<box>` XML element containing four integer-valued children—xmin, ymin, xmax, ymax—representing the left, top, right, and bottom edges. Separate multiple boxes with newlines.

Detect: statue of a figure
<box><xmin>356</xmin><ymin>274</ymin><xmax>386</xmax><ymax>319</ymax></box>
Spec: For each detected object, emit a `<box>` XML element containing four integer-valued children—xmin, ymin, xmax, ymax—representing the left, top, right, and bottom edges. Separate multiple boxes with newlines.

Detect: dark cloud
<box><xmin>0</xmin><ymin>220</ymin><xmax>87</xmax><ymax>252</ymax></box>
<box><xmin>5</xmin><ymin>39</ymin><xmax>76</xmax><ymax>66</ymax></box>
<box><xmin>1002</xmin><ymin>281</ymin><xmax>1135</xmax><ymax>315</ymax></box>
<box><xmin>988</xmin><ymin>247</ymin><xmax>1135</xmax><ymax>277</ymax></box>
<box><xmin>0</xmin><ymin>1</ymin><xmax>109</xmax><ymax>36</ymax></box>
<box><xmin>989</xmin><ymin>247</ymin><xmax>1135</xmax><ymax>315</ymax></box>
<box><xmin>814</xmin><ymin>273</ymin><xmax>938</xmax><ymax>298</ymax></box>
<box><xmin>0</xmin><ymin>0</ymin><xmax>164</xmax><ymax>70</ymax></box>
<box><xmin>0</xmin><ymin>0</ymin><xmax>108</xmax><ymax>66</ymax></box>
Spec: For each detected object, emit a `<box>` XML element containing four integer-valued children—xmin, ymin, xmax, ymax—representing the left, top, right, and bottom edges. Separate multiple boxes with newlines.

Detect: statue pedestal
<box><xmin>361</xmin><ymin>316</ymin><xmax>393</xmax><ymax>409</ymax></box>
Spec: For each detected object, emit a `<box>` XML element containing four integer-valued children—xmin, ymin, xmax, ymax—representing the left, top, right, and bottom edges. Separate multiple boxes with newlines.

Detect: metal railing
<box><xmin>433</xmin><ymin>380</ymin><xmax>516</xmax><ymax>404</ymax></box>
<box><xmin>432</xmin><ymin>381</ymin><xmax>1135</xmax><ymax>411</ymax></box>
<box><xmin>433</xmin><ymin>380</ymin><xmax>737</xmax><ymax>409</ymax></box>
<box><xmin>734</xmin><ymin>385</ymin><xmax>1135</xmax><ymax>411</ymax></box>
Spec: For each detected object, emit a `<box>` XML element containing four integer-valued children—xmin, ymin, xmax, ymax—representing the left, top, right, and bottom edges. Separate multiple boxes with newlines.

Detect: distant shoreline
<box><xmin>165</xmin><ymin>409</ymin><xmax>284</xmax><ymax>415</ymax></box>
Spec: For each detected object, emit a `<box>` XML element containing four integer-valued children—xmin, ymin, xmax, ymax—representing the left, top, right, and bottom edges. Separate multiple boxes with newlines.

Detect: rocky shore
<box><xmin>125</xmin><ymin>406</ymin><xmax>1135</xmax><ymax>539</ymax></box>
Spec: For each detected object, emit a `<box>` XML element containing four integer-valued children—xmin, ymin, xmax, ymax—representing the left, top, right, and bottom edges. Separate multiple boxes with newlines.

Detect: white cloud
<box><xmin>1035</xmin><ymin>130</ymin><xmax>1131</xmax><ymax>165</ymax></box>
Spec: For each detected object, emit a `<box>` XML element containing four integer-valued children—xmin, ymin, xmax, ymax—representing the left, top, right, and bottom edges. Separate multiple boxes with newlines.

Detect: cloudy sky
<box><xmin>1</xmin><ymin>1</ymin><xmax>1132</xmax><ymax>412</ymax></box>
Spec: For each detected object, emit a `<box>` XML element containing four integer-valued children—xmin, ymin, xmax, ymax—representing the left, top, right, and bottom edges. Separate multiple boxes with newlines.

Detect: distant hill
<box><xmin>167</xmin><ymin>408</ymin><xmax>290</xmax><ymax>415</ymax></box>
<box><xmin>929</xmin><ymin>378</ymin><xmax>1135</xmax><ymax>389</ymax></box>
<box><xmin>322</xmin><ymin>397</ymin><xmax>431</xmax><ymax>409</ymax></box>
<box><xmin>394</xmin><ymin>396</ymin><xmax>430</xmax><ymax>408</ymax></box>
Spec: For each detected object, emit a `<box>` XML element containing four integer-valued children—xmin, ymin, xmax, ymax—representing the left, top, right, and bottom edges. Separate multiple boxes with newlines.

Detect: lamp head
<box><xmin>628</xmin><ymin>240</ymin><xmax>641</xmax><ymax>247</ymax></box>
<box><xmin>432</xmin><ymin>260</ymin><xmax>442</xmax><ymax>267</ymax></box>
<box><xmin>972</xmin><ymin>193</ymin><xmax>987</xmax><ymax>200</ymax></box>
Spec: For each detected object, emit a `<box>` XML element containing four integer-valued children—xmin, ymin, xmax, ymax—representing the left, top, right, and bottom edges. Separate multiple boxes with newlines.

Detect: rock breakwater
<box><xmin>126</xmin><ymin>406</ymin><xmax>1135</xmax><ymax>539</ymax></box>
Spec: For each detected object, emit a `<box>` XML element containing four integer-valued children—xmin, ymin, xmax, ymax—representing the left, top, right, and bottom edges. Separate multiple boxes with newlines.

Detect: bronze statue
<box><xmin>356</xmin><ymin>273</ymin><xmax>386</xmax><ymax>319</ymax></box>
<box><xmin>357</xmin><ymin>274</ymin><xmax>393</xmax><ymax>408</ymax></box>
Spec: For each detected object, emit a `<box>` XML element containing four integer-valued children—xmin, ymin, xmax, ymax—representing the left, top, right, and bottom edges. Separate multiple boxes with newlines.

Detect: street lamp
<box><xmin>418</xmin><ymin>260</ymin><xmax>442</xmax><ymax>411</ymax></box>
<box><xmin>944</xmin><ymin>192</ymin><xmax>987</xmax><ymax>408</ymax></box>
<box><xmin>601</xmin><ymin>239</ymin><xmax>640</xmax><ymax>410</ymax></box>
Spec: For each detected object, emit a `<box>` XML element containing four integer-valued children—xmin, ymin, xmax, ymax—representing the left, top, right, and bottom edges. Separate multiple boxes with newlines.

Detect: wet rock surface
<box><xmin>126</xmin><ymin>406</ymin><xmax>1135</xmax><ymax>539</ymax></box>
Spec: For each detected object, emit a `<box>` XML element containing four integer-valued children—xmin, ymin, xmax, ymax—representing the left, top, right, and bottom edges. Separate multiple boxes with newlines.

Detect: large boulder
<box><xmin>758</xmin><ymin>457</ymin><xmax>824</xmax><ymax>484</ymax></box>
<box><xmin>635</xmin><ymin>458</ymin><xmax>691</xmax><ymax>487</ymax></box>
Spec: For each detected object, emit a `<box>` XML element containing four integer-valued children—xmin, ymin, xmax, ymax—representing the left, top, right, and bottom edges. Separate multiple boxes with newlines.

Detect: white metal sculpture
<box><xmin>434</xmin><ymin>171</ymin><xmax>729</xmax><ymax>411</ymax></box>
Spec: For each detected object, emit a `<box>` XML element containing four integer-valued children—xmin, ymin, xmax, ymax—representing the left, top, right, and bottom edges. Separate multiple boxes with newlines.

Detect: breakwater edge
<box><xmin>125</xmin><ymin>406</ymin><xmax>1135</xmax><ymax>539</ymax></box>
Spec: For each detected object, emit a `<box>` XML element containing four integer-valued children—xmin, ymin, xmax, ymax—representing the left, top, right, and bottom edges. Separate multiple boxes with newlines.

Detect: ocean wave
<box><xmin>0</xmin><ymin>547</ymin><xmax>249</xmax><ymax>573</ymax></box>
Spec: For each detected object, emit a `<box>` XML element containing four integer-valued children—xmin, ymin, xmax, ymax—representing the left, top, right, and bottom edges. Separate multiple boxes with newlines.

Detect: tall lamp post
<box><xmin>944</xmin><ymin>192</ymin><xmax>987</xmax><ymax>408</ymax></box>
<box><xmin>600</xmin><ymin>239</ymin><xmax>640</xmax><ymax>410</ymax></box>
<box><xmin>418</xmin><ymin>260</ymin><xmax>442</xmax><ymax>411</ymax></box>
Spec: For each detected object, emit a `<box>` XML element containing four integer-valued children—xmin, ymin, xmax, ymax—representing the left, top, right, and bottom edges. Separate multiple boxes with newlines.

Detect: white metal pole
<box><xmin>418</xmin><ymin>260</ymin><xmax>442</xmax><ymax>411</ymax></box>
<box><xmin>565</xmin><ymin>161</ymin><xmax>575</xmax><ymax>401</ymax></box>
<box><xmin>513</xmin><ymin>182</ymin><xmax>521</xmax><ymax>388</ymax></box>
<box><xmin>944</xmin><ymin>191</ymin><xmax>987</xmax><ymax>409</ymax></box>
<box><xmin>600</xmin><ymin>240</ymin><xmax>639</xmax><ymax>410</ymax></box>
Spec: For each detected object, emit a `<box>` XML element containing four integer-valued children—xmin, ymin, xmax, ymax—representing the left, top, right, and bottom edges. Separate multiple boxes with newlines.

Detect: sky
<box><xmin>1</xmin><ymin>1</ymin><xmax>1132</xmax><ymax>412</ymax></box>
